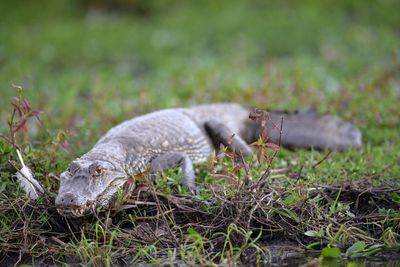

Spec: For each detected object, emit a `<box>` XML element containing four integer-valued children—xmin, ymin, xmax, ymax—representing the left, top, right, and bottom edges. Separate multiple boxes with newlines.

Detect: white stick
<box><xmin>15</xmin><ymin>149</ymin><xmax>44</xmax><ymax>199</ymax></box>
<box><xmin>16</xmin><ymin>149</ymin><xmax>26</xmax><ymax>168</ymax></box>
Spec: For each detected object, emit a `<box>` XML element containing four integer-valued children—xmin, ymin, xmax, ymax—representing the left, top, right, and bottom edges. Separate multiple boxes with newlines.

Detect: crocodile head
<box><xmin>55</xmin><ymin>159</ymin><xmax>129</xmax><ymax>217</ymax></box>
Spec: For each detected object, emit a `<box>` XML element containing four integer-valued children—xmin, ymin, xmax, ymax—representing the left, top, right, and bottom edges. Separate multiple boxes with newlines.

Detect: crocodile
<box><xmin>55</xmin><ymin>103</ymin><xmax>362</xmax><ymax>217</ymax></box>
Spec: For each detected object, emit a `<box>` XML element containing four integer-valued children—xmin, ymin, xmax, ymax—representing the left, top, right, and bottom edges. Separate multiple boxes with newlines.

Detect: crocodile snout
<box><xmin>55</xmin><ymin>193</ymin><xmax>95</xmax><ymax>217</ymax></box>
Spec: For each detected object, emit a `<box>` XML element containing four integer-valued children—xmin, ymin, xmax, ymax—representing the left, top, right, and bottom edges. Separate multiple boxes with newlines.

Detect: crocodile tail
<box><xmin>244</xmin><ymin>109</ymin><xmax>362</xmax><ymax>151</ymax></box>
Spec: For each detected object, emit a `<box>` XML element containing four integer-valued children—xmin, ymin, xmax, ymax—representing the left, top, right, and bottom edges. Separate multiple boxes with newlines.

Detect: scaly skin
<box><xmin>55</xmin><ymin>103</ymin><xmax>362</xmax><ymax>217</ymax></box>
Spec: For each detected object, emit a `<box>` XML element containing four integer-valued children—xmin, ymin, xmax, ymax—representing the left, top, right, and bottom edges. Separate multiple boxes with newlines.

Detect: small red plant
<box><xmin>0</xmin><ymin>85</ymin><xmax>42</xmax><ymax>147</ymax></box>
<box><xmin>249</xmin><ymin>109</ymin><xmax>281</xmax><ymax>165</ymax></box>
<box><xmin>209</xmin><ymin>108</ymin><xmax>282</xmax><ymax>184</ymax></box>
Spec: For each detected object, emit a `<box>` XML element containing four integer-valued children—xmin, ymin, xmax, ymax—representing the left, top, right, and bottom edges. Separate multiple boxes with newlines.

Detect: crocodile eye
<box><xmin>94</xmin><ymin>167</ymin><xmax>103</xmax><ymax>176</ymax></box>
<box><xmin>89</xmin><ymin>164</ymin><xmax>104</xmax><ymax>177</ymax></box>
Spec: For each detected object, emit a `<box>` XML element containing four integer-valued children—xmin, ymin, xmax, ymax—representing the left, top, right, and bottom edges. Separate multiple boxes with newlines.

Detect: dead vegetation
<box><xmin>1</xmin><ymin>163</ymin><xmax>399</xmax><ymax>265</ymax></box>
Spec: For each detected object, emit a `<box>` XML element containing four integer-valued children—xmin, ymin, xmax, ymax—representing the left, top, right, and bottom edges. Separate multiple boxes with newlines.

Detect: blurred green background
<box><xmin>0</xmin><ymin>0</ymin><xmax>399</xmax><ymax>155</ymax></box>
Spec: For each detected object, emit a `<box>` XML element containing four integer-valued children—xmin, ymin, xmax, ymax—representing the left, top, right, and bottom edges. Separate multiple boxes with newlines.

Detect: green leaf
<box><xmin>320</xmin><ymin>257</ymin><xmax>342</xmax><ymax>267</ymax></box>
<box><xmin>187</xmin><ymin>227</ymin><xmax>201</xmax><ymax>241</ymax></box>
<box><xmin>347</xmin><ymin>261</ymin><xmax>366</xmax><ymax>267</ymax></box>
<box><xmin>345</xmin><ymin>241</ymin><xmax>366</xmax><ymax>257</ymax></box>
<box><xmin>391</xmin><ymin>192</ymin><xmax>400</xmax><ymax>205</ymax></box>
<box><xmin>321</xmin><ymin>247</ymin><xmax>341</xmax><ymax>258</ymax></box>
<box><xmin>329</xmin><ymin>189</ymin><xmax>342</xmax><ymax>216</ymax></box>
<box><xmin>304</xmin><ymin>230</ymin><xmax>321</xmax><ymax>237</ymax></box>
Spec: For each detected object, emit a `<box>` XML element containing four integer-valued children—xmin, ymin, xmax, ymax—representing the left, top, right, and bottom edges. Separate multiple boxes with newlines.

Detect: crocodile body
<box><xmin>55</xmin><ymin>103</ymin><xmax>362</xmax><ymax>217</ymax></box>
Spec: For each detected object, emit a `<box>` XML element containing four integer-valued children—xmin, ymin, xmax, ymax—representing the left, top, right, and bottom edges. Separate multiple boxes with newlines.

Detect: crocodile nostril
<box><xmin>56</xmin><ymin>193</ymin><xmax>79</xmax><ymax>206</ymax></box>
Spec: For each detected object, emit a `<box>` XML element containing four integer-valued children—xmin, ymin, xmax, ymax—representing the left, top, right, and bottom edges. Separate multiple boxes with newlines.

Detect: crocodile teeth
<box><xmin>57</xmin><ymin>202</ymin><xmax>96</xmax><ymax>217</ymax></box>
<box><xmin>73</xmin><ymin>208</ymin><xmax>85</xmax><ymax>217</ymax></box>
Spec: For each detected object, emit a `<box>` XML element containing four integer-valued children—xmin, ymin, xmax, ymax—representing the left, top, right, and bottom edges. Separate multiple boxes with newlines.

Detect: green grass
<box><xmin>0</xmin><ymin>0</ymin><xmax>399</xmax><ymax>265</ymax></box>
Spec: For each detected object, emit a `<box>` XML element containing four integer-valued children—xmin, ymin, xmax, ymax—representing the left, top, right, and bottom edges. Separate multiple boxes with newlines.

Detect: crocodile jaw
<box><xmin>56</xmin><ymin>176</ymin><xmax>129</xmax><ymax>217</ymax></box>
<box><xmin>57</xmin><ymin>202</ymin><xmax>96</xmax><ymax>217</ymax></box>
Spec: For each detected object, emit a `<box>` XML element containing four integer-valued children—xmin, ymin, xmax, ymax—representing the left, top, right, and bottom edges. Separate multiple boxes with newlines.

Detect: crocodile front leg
<box><xmin>150</xmin><ymin>152</ymin><xmax>196</xmax><ymax>191</ymax></box>
<box><xmin>204</xmin><ymin>119</ymin><xmax>253</xmax><ymax>158</ymax></box>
